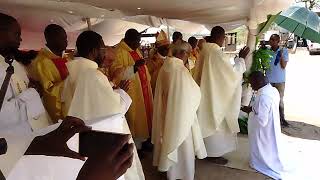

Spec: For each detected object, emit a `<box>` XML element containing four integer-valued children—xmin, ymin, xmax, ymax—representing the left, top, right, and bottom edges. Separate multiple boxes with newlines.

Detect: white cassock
<box><xmin>0</xmin><ymin>55</ymin><xmax>49</xmax><ymax>177</ymax></box>
<box><xmin>63</xmin><ymin>57</ymin><xmax>145</xmax><ymax>180</ymax></box>
<box><xmin>194</xmin><ymin>43</ymin><xmax>246</xmax><ymax>157</ymax></box>
<box><xmin>152</xmin><ymin>57</ymin><xmax>207</xmax><ymax>180</ymax></box>
<box><xmin>3</xmin><ymin>57</ymin><xmax>144</xmax><ymax>180</ymax></box>
<box><xmin>248</xmin><ymin>84</ymin><xmax>284</xmax><ymax>179</ymax></box>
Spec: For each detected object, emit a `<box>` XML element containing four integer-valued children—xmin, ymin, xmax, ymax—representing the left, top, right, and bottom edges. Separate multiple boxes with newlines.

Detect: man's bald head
<box><xmin>44</xmin><ymin>24</ymin><xmax>65</xmax><ymax>40</ymax></box>
<box><xmin>249</xmin><ymin>71</ymin><xmax>268</xmax><ymax>91</ymax></box>
<box><xmin>210</xmin><ymin>26</ymin><xmax>225</xmax><ymax>47</ymax></box>
<box><xmin>0</xmin><ymin>13</ymin><xmax>21</xmax><ymax>55</ymax></box>
<box><xmin>124</xmin><ymin>28</ymin><xmax>141</xmax><ymax>50</ymax></box>
<box><xmin>0</xmin><ymin>13</ymin><xmax>17</xmax><ymax>30</ymax></box>
<box><xmin>173</xmin><ymin>31</ymin><xmax>183</xmax><ymax>44</ymax></box>
<box><xmin>76</xmin><ymin>30</ymin><xmax>105</xmax><ymax>66</ymax></box>
<box><xmin>188</xmin><ymin>36</ymin><xmax>198</xmax><ymax>49</ymax></box>
<box><xmin>44</xmin><ymin>24</ymin><xmax>67</xmax><ymax>55</ymax></box>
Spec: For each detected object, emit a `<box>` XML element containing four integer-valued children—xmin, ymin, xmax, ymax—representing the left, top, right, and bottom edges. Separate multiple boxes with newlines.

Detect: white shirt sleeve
<box><xmin>114</xmin><ymin>89</ymin><xmax>132</xmax><ymax>113</ymax></box>
<box><xmin>233</xmin><ymin>57</ymin><xmax>246</xmax><ymax>73</ymax></box>
<box><xmin>17</xmin><ymin>88</ymin><xmax>45</xmax><ymax>121</ymax></box>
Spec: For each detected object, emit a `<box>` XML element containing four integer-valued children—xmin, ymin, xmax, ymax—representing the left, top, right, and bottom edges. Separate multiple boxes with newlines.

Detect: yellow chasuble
<box><xmin>27</xmin><ymin>48</ymin><xmax>69</xmax><ymax>123</ymax></box>
<box><xmin>188</xmin><ymin>48</ymin><xmax>199</xmax><ymax>76</ymax></box>
<box><xmin>111</xmin><ymin>40</ymin><xmax>153</xmax><ymax>139</ymax></box>
<box><xmin>147</xmin><ymin>53</ymin><xmax>165</xmax><ymax>94</ymax></box>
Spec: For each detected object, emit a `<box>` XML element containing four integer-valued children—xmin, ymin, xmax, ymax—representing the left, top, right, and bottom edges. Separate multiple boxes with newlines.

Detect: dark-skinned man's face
<box><xmin>269</xmin><ymin>35</ymin><xmax>280</xmax><ymax>49</ymax></box>
<box><xmin>95</xmin><ymin>39</ymin><xmax>106</xmax><ymax>67</ymax></box>
<box><xmin>129</xmin><ymin>36</ymin><xmax>141</xmax><ymax>50</ymax></box>
<box><xmin>0</xmin><ymin>21</ymin><xmax>22</xmax><ymax>52</ymax></box>
<box><xmin>217</xmin><ymin>33</ymin><xmax>226</xmax><ymax>47</ymax></box>
<box><xmin>249</xmin><ymin>76</ymin><xmax>259</xmax><ymax>91</ymax></box>
<box><xmin>48</xmin><ymin>29</ymin><xmax>68</xmax><ymax>53</ymax></box>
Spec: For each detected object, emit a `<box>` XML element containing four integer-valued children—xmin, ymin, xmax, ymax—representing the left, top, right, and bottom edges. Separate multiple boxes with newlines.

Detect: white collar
<box><xmin>257</xmin><ymin>83</ymin><xmax>271</xmax><ymax>95</ymax></box>
<box><xmin>157</xmin><ymin>52</ymin><xmax>166</xmax><ymax>60</ymax></box>
<box><xmin>71</xmin><ymin>57</ymin><xmax>98</xmax><ymax>68</ymax></box>
<box><xmin>169</xmin><ymin>56</ymin><xmax>184</xmax><ymax>65</ymax></box>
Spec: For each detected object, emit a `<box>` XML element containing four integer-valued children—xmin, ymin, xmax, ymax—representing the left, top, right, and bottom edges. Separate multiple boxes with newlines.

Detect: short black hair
<box><xmin>204</xmin><ymin>36</ymin><xmax>212</xmax><ymax>43</ymax></box>
<box><xmin>76</xmin><ymin>31</ymin><xmax>103</xmax><ymax>57</ymax></box>
<box><xmin>0</xmin><ymin>13</ymin><xmax>17</xmax><ymax>30</ymax></box>
<box><xmin>188</xmin><ymin>36</ymin><xmax>198</xmax><ymax>47</ymax></box>
<box><xmin>211</xmin><ymin>26</ymin><xmax>225</xmax><ymax>40</ymax></box>
<box><xmin>44</xmin><ymin>24</ymin><xmax>65</xmax><ymax>40</ymax></box>
<box><xmin>124</xmin><ymin>28</ymin><xmax>140</xmax><ymax>42</ymax></box>
<box><xmin>271</xmin><ymin>34</ymin><xmax>280</xmax><ymax>41</ymax></box>
<box><xmin>173</xmin><ymin>31</ymin><xmax>182</xmax><ymax>41</ymax></box>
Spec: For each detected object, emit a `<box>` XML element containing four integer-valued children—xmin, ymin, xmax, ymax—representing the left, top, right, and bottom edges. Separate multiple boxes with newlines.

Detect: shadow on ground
<box><xmin>282</xmin><ymin>121</ymin><xmax>320</xmax><ymax>141</ymax></box>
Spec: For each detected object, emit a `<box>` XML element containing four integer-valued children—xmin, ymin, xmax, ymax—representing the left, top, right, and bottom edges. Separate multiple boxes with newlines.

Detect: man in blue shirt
<box><xmin>266</xmin><ymin>34</ymin><xmax>289</xmax><ymax>127</ymax></box>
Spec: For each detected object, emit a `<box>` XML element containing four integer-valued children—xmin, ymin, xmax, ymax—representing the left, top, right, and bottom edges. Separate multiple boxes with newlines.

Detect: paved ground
<box><xmin>285</xmin><ymin>48</ymin><xmax>320</xmax><ymax>126</ymax></box>
<box><xmin>141</xmin><ymin>151</ymin><xmax>268</xmax><ymax>180</ymax></box>
<box><xmin>141</xmin><ymin>120</ymin><xmax>320</xmax><ymax>180</ymax></box>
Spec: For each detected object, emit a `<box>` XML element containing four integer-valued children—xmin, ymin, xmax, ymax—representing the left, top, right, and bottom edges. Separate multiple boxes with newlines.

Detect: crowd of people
<box><xmin>0</xmin><ymin>11</ymin><xmax>290</xmax><ymax>180</ymax></box>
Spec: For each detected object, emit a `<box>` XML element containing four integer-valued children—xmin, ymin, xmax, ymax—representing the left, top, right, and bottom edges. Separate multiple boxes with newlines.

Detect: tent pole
<box><xmin>166</xmin><ymin>19</ymin><xmax>170</xmax><ymax>43</ymax></box>
<box><xmin>246</xmin><ymin>27</ymin><xmax>258</xmax><ymax>72</ymax></box>
<box><xmin>86</xmin><ymin>18</ymin><xmax>92</xmax><ymax>30</ymax></box>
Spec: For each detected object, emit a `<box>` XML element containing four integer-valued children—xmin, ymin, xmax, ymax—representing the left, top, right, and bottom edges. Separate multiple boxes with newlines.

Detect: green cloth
<box><xmin>238</xmin><ymin>116</ymin><xmax>248</xmax><ymax>134</ymax></box>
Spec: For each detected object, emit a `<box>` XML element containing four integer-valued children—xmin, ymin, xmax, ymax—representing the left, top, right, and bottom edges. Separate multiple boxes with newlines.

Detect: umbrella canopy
<box><xmin>275</xmin><ymin>6</ymin><xmax>320</xmax><ymax>43</ymax></box>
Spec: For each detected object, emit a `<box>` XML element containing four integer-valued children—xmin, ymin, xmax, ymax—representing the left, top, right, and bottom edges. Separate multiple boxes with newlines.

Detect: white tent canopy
<box><xmin>0</xmin><ymin>0</ymin><xmax>294</xmax><ymax>48</ymax></box>
<box><xmin>65</xmin><ymin>0</ymin><xmax>294</xmax><ymax>29</ymax></box>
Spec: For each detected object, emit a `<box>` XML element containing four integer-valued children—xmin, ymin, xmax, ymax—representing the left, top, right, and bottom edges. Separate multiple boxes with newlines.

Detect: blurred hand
<box><xmin>135</xmin><ymin>59</ymin><xmax>145</xmax><ymax>67</ymax></box>
<box><xmin>134</xmin><ymin>59</ymin><xmax>145</xmax><ymax>73</ymax></box>
<box><xmin>239</xmin><ymin>46</ymin><xmax>250</xmax><ymax>59</ymax></box>
<box><xmin>241</xmin><ymin>106</ymin><xmax>252</xmax><ymax>114</ymax></box>
<box><xmin>77</xmin><ymin>135</ymin><xmax>134</xmax><ymax>180</ymax></box>
<box><xmin>110</xmin><ymin>68</ymin><xmax>125</xmax><ymax>86</ymax></box>
<box><xmin>25</xmin><ymin>116</ymin><xmax>91</xmax><ymax>161</ymax></box>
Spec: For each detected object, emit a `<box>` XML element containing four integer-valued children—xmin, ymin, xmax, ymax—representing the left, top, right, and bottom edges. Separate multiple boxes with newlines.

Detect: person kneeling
<box><xmin>242</xmin><ymin>71</ymin><xmax>284</xmax><ymax>180</ymax></box>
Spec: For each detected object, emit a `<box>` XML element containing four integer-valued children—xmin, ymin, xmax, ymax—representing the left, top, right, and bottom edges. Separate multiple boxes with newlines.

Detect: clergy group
<box><xmin>0</xmin><ymin>11</ymin><xmax>291</xmax><ymax>180</ymax></box>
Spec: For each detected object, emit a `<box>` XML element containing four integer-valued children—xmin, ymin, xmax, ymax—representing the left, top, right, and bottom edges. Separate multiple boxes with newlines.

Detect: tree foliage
<box><xmin>250</xmin><ymin>48</ymin><xmax>273</xmax><ymax>74</ymax></box>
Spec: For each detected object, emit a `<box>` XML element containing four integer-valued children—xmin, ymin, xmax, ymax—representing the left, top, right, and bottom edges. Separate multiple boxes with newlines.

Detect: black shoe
<box><xmin>137</xmin><ymin>150</ymin><xmax>145</xmax><ymax>159</ymax></box>
<box><xmin>206</xmin><ymin>157</ymin><xmax>229</xmax><ymax>165</ymax></box>
<box><xmin>141</xmin><ymin>139</ymin><xmax>154</xmax><ymax>152</ymax></box>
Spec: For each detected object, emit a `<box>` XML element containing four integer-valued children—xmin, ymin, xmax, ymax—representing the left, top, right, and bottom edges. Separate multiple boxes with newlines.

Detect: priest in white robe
<box><xmin>242</xmin><ymin>71</ymin><xmax>284</xmax><ymax>179</ymax></box>
<box><xmin>0</xmin><ymin>13</ymin><xmax>87</xmax><ymax>180</ymax></box>
<box><xmin>0</xmin><ymin>14</ymin><xmax>135</xmax><ymax>180</ymax></box>
<box><xmin>152</xmin><ymin>41</ymin><xmax>207</xmax><ymax>180</ymax></box>
<box><xmin>62</xmin><ymin>31</ymin><xmax>145</xmax><ymax>180</ymax></box>
<box><xmin>193</xmin><ymin>26</ymin><xmax>250</xmax><ymax>164</ymax></box>
<box><xmin>0</xmin><ymin>13</ymin><xmax>49</xmax><ymax>177</ymax></box>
